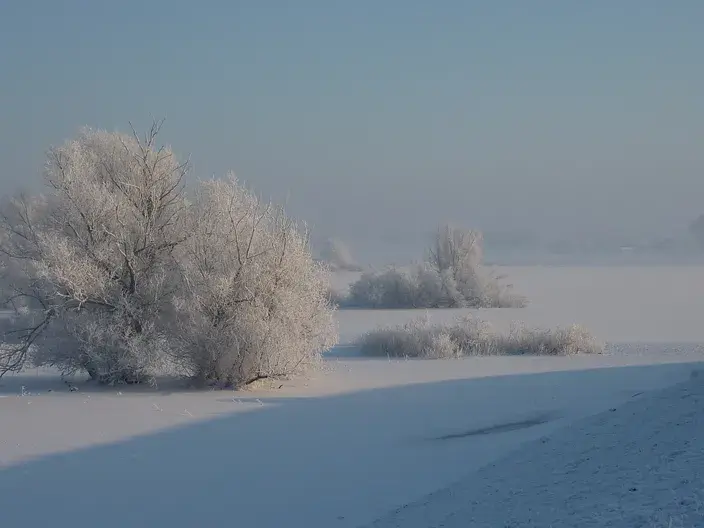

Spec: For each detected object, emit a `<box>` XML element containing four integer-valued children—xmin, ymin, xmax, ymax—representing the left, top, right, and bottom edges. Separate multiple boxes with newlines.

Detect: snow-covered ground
<box><xmin>332</xmin><ymin>266</ymin><xmax>704</xmax><ymax>344</ymax></box>
<box><xmin>1</xmin><ymin>266</ymin><xmax>703</xmax><ymax>527</ymax></box>
<box><xmin>365</xmin><ymin>373</ymin><xmax>704</xmax><ymax>528</ymax></box>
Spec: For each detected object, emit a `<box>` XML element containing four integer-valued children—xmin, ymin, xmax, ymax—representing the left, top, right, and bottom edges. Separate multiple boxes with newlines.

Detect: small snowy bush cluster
<box><xmin>345</xmin><ymin>266</ymin><xmax>455</xmax><ymax>309</ymax></box>
<box><xmin>359</xmin><ymin>315</ymin><xmax>603</xmax><ymax>358</ymax></box>
<box><xmin>500</xmin><ymin>322</ymin><xmax>604</xmax><ymax>356</ymax></box>
<box><xmin>0</xmin><ymin>122</ymin><xmax>337</xmax><ymax>387</ymax></box>
<box><xmin>345</xmin><ymin>265</ymin><xmax>525</xmax><ymax>309</ymax></box>
<box><xmin>344</xmin><ymin>227</ymin><xmax>526</xmax><ymax>309</ymax></box>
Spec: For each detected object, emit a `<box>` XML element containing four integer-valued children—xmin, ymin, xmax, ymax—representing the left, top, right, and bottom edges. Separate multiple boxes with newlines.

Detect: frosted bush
<box><xmin>500</xmin><ymin>322</ymin><xmax>605</xmax><ymax>356</ymax></box>
<box><xmin>447</xmin><ymin>315</ymin><xmax>500</xmax><ymax>356</ymax></box>
<box><xmin>343</xmin><ymin>226</ymin><xmax>526</xmax><ymax>309</ymax></box>
<box><xmin>0</xmin><ymin>122</ymin><xmax>188</xmax><ymax>383</ymax></box>
<box><xmin>171</xmin><ymin>176</ymin><xmax>338</xmax><ymax>387</ymax></box>
<box><xmin>359</xmin><ymin>316</ymin><xmax>603</xmax><ymax>359</ymax></box>
<box><xmin>0</xmin><ymin>122</ymin><xmax>338</xmax><ymax>385</ymax></box>
<box><xmin>357</xmin><ymin>314</ymin><xmax>446</xmax><ymax>358</ymax></box>
<box><xmin>346</xmin><ymin>268</ymin><xmax>419</xmax><ymax>308</ymax></box>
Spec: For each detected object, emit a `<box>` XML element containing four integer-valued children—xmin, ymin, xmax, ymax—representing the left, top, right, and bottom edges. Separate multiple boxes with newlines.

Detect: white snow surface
<box><xmin>365</xmin><ymin>374</ymin><xmax>704</xmax><ymax>528</ymax></box>
<box><xmin>1</xmin><ymin>266</ymin><xmax>703</xmax><ymax>527</ymax></box>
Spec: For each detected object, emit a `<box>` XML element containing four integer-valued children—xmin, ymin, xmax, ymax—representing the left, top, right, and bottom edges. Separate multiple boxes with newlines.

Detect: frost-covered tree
<box><xmin>427</xmin><ymin>225</ymin><xmax>517</xmax><ymax>307</ymax></box>
<box><xmin>0</xmin><ymin>122</ymin><xmax>189</xmax><ymax>382</ymax></box>
<box><xmin>428</xmin><ymin>225</ymin><xmax>483</xmax><ymax>275</ymax></box>
<box><xmin>172</xmin><ymin>176</ymin><xmax>337</xmax><ymax>387</ymax></box>
<box><xmin>0</xmin><ymin>122</ymin><xmax>337</xmax><ymax>385</ymax></box>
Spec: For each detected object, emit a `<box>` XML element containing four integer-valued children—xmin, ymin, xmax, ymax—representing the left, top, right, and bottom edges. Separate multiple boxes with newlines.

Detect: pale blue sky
<box><xmin>1</xmin><ymin>1</ymin><xmax>703</xmax><ymax>258</ymax></box>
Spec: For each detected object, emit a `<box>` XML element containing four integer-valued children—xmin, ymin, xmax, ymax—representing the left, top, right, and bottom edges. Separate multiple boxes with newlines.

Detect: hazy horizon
<box><xmin>2</xmin><ymin>1</ymin><xmax>703</xmax><ymax>262</ymax></box>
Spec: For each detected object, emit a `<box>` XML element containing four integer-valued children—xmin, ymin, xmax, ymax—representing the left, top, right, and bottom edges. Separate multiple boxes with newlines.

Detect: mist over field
<box><xmin>3</xmin><ymin>4</ymin><xmax>704</xmax><ymax>265</ymax></box>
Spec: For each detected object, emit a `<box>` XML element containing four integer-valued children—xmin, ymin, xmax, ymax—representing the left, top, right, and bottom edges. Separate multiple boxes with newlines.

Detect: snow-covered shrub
<box><xmin>0</xmin><ymin>122</ymin><xmax>338</xmax><ymax>385</ymax></box>
<box><xmin>343</xmin><ymin>226</ymin><xmax>526</xmax><ymax>309</ymax></box>
<box><xmin>499</xmin><ymin>322</ymin><xmax>604</xmax><ymax>356</ymax></box>
<box><xmin>0</xmin><ymin>123</ymin><xmax>188</xmax><ymax>383</ymax></box>
<box><xmin>357</xmin><ymin>314</ymin><xmax>455</xmax><ymax>358</ymax></box>
<box><xmin>358</xmin><ymin>315</ymin><xmax>496</xmax><ymax>358</ymax></box>
<box><xmin>346</xmin><ymin>268</ymin><xmax>419</xmax><ymax>308</ymax></box>
<box><xmin>171</xmin><ymin>176</ymin><xmax>337</xmax><ymax>387</ymax></box>
<box><xmin>344</xmin><ymin>264</ymin><xmax>466</xmax><ymax>309</ymax></box>
<box><xmin>359</xmin><ymin>315</ymin><xmax>602</xmax><ymax>358</ymax></box>
<box><xmin>446</xmin><ymin>315</ymin><xmax>501</xmax><ymax>356</ymax></box>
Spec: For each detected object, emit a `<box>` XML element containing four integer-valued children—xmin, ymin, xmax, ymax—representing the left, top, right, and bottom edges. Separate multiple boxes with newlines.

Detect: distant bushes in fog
<box><xmin>341</xmin><ymin>226</ymin><xmax>526</xmax><ymax>309</ymax></box>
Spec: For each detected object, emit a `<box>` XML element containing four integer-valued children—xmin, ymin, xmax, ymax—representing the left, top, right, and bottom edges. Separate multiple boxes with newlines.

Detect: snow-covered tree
<box><xmin>0</xmin><ymin>122</ymin><xmax>337</xmax><ymax>386</ymax></box>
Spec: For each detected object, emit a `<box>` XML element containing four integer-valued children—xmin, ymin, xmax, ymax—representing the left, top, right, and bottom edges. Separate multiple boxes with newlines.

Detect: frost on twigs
<box><xmin>359</xmin><ymin>315</ymin><xmax>603</xmax><ymax>359</ymax></box>
<box><xmin>0</xmin><ymin>121</ymin><xmax>338</xmax><ymax>386</ymax></box>
<box><xmin>344</xmin><ymin>226</ymin><xmax>526</xmax><ymax>309</ymax></box>
<box><xmin>170</xmin><ymin>176</ymin><xmax>337</xmax><ymax>388</ymax></box>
